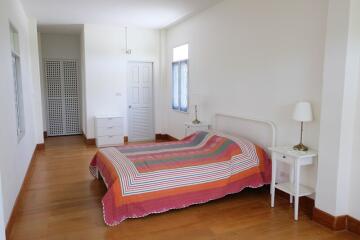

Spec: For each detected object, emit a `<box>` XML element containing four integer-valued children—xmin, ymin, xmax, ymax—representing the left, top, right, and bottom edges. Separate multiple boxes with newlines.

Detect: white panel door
<box><xmin>127</xmin><ymin>62</ymin><xmax>154</xmax><ymax>142</ymax></box>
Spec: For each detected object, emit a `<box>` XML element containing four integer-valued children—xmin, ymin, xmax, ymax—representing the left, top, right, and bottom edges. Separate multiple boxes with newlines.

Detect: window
<box><xmin>10</xmin><ymin>24</ymin><xmax>25</xmax><ymax>142</ymax></box>
<box><xmin>172</xmin><ymin>44</ymin><xmax>189</xmax><ymax>112</ymax></box>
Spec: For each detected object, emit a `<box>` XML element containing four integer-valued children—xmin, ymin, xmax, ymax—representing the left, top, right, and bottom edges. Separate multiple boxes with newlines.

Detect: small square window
<box><xmin>173</xmin><ymin>44</ymin><xmax>188</xmax><ymax>62</ymax></box>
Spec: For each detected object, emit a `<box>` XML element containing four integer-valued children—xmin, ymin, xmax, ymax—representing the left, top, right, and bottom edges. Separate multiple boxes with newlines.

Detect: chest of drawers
<box><xmin>95</xmin><ymin>116</ymin><xmax>124</xmax><ymax>147</ymax></box>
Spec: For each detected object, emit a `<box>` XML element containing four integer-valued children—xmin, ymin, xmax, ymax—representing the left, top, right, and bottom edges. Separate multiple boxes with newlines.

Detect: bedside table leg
<box><xmin>271</xmin><ymin>185</ymin><xmax>275</xmax><ymax>208</ymax></box>
<box><xmin>294</xmin><ymin>197</ymin><xmax>299</xmax><ymax>220</ymax></box>
<box><xmin>290</xmin><ymin>164</ymin><xmax>294</xmax><ymax>204</ymax></box>
<box><xmin>270</xmin><ymin>155</ymin><xmax>276</xmax><ymax>207</ymax></box>
<box><xmin>294</xmin><ymin>162</ymin><xmax>300</xmax><ymax>221</ymax></box>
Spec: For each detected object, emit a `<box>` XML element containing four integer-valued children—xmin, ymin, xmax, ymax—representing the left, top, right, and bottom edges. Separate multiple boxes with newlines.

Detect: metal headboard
<box><xmin>212</xmin><ymin>113</ymin><xmax>276</xmax><ymax>152</ymax></box>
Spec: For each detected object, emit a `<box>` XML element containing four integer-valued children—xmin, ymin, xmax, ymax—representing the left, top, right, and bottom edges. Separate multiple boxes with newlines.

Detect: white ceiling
<box><xmin>21</xmin><ymin>0</ymin><xmax>222</xmax><ymax>29</ymax></box>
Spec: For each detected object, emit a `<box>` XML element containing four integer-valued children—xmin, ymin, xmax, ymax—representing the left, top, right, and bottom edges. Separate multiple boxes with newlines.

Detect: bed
<box><xmin>89</xmin><ymin>114</ymin><xmax>275</xmax><ymax>226</ymax></box>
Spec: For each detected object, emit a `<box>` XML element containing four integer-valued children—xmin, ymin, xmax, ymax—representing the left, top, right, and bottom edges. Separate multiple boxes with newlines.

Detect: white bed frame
<box><xmin>212</xmin><ymin>113</ymin><xmax>276</xmax><ymax>154</ymax></box>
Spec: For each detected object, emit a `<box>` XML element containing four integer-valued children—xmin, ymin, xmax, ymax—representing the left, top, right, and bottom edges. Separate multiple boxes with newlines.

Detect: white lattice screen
<box><xmin>45</xmin><ymin>59</ymin><xmax>80</xmax><ymax>136</ymax></box>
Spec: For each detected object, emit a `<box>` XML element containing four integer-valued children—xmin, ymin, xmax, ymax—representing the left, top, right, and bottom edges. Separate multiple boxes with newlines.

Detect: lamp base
<box><xmin>293</xmin><ymin>143</ymin><xmax>308</xmax><ymax>152</ymax></box>
<box><xmin>192</xmin><ymin>119</ymin><xmax>201</xmax><ymax>125</ymax></box>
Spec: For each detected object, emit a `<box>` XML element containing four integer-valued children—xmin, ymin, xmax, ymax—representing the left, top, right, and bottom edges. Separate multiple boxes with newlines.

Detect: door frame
<box><xmin>126</xmin><ymin>61</ymin><xmax>155</xmax><ymax>142</ymax></box>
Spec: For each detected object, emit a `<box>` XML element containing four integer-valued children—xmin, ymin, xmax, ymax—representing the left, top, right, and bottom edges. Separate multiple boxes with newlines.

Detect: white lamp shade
<box><xmin>293</xmin><ymin>101</ymin><xmax>313</xmax><ymax>122</ymax></box>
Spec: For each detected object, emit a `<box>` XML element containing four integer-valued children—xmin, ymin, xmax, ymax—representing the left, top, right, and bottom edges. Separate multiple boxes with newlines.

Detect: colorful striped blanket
<box><xmin>89</xmin><ymin>131</ymin><xmax>271</xmax><ymax>226</ymax></box>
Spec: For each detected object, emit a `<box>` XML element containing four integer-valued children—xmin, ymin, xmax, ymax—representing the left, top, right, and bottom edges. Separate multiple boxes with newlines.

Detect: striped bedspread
<box><xmin>89</xmin><ymin>131</ymin><xmax>271</xmax><ymax>226</ymax></box>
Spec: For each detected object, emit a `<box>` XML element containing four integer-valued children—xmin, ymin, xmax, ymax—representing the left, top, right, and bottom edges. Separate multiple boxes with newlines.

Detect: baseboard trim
<box><xmin>155</xmin><ymin>133</ymin><xmax>179</xmax><ymax>142</ymax></box>
<box><xmin>82</xmin><ymin>134</ymin><xmax>96</xmax><ymax>145</ymax></box>
<box><xmin>6</xmin><ymin>144</ymin><xmax>40</xmax><ymax>239</ymax></box>
<box><xmin>313</xmin><ymin>208</ymin><xmax>347</xmax><ymax>230</ymax></box>
<box><xmin>347</xmin><ymin>215</ymin><xmax>360</xmax><ymax>235</ymax></box>
<box><xmin>36</xmin><ymin>143</ymin><xmax>45</xmax><ymax>151</ymax></box>
<box><xmin>155</xmin><ymin>134</ymin><xmax>163</xmax><ymax>141</ymax></box>
<box><xmin>313</xmin><ymin>208</ymin><xmax>360</xmax><ymax>234</ymax></box>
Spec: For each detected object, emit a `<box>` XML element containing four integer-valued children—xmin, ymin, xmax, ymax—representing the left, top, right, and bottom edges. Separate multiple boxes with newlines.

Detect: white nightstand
<box><xmin>184</xmin><ymin>122</ymin><xmax>210</xmax><ymax>136</ymax></box>
<box><xmin>269</xmin><ymin>146</ymin><xmax>317</xmax><ymax>220</ymax></box>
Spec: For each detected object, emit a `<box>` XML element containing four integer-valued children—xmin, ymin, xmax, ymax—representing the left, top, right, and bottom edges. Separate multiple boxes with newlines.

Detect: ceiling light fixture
<box><xmin>125</xmin><ymin>27</ymin><xmax>132</xmax><ymax>55</ymax></box>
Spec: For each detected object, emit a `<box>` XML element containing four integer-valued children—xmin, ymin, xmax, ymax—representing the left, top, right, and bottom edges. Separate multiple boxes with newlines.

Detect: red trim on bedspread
<box><xmin>102</xmin><ymin>174</ymin><xmax>269</xmax><ymax>225</ymax></box>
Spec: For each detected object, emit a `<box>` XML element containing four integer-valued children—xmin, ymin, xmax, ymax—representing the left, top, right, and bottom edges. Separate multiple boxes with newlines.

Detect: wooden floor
<box><xmin>9</xmin><ymin>136</ymin><xmax>359</xmax><ymax>240</ymax></box>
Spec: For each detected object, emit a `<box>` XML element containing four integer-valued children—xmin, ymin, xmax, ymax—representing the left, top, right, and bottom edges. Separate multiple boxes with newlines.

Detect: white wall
<box><xmin>80</xmin><ymin>28</ymin><xmax>87</xmax><ymax>135</ymax></box>
<box><xmin>0</xmin><ymin>175</ymin><xmax>5</xmax><ymax>240</ymax></box>
<box><xmin>316</xmin><ymin>0</ymin><xmax>360</xmax><ymax>217</ymax></box>
<box><xmin>39</xmin><ymin>33</ymin><xmax>81</xmax><ymax>131</ymax></box>
<box><xmin>40</xmin><ymin>33</ymin><xmax>81</xmax><ymax>59</ymax></box>
<box><xmin>0</xmin><ymin>0</ymin><xmax>43</xmax><ymax>225</ymax></box>
<box><xmin>82</xmin><ymin>24</ymin><xmax>161</xmax><ymax>139</ymax></box>
<box><xmin>316</xmin><ymin>0</ymin><xmax>351</xmax><ymax>217</ymax></box>
<box><xmin>345</xmin><ymin>0</ymin><xmax>360</xmax><ymax>220</ymax></box>
<box><xmin>159</xmin><ymin>29</ymin><xmax>168</xmax><ymax>134</ymax></box>
<box><xmin>349</xmin><ymin>90</ymin><xmax>360</xmax><ymax>220</ymax></box>
<box><xmin>28</xmin><ymin>18</ymin><xmax>44</xmax><ymax>144</ymax></box>
<box><xmin>162</xmin><ymin>0</ymin><xmax>328</xmax><ymax>189</ymax></box>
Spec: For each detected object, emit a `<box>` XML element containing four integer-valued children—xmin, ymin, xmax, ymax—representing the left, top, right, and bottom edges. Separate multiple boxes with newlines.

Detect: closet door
<box><xmin>45</xmin><ymin>60</ymin><xmax>64</xmax><ymax>136</ymax></box>
<box><xmin>63</xmin><ymin>60</ymin><xmax>80</xmax><ymax>135</ymax></box>
<box><xmin>45</xmin><ymin>59</ymin><xmax>80</xmax><ymax>136</ymax></box>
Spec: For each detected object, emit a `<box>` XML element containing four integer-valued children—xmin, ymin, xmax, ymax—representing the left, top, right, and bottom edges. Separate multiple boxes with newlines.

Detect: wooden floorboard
<box><xmin>8</xmin><ymin>136</ymin><xmax>359</xmax><ymax>240</ymax></box>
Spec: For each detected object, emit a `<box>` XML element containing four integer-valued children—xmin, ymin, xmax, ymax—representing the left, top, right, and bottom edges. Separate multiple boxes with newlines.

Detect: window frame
<box><xmin>171</xmin><ymin>44</ymin><xmax>189</xmax><ymax>113</ymax></box>
<box><xmin>10</xmin><ymin>24</ymin><xmax>25</xmax><ymax>142</ymax></box>
<box><xmin>172</xmin><ymin>60</ymin><xmax>189</xmax><ymax>112</ymax></box>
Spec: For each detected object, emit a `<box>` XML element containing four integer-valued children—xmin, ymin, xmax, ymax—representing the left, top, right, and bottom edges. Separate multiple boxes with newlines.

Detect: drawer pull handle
<box><xmin>108</xmin><ymin>127</ymin><xmax>113</xmax><ymax>129</ymax></box>
<box><xmin>282</xmin><ymin>155</ymin><xmax>286</xmax><ymax>159</ymax></box>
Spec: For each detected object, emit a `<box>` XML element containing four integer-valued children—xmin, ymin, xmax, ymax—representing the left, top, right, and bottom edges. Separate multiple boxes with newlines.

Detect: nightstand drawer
<box><xmin>272</xmin><ymin>151</ymin><xmax>315</xmax><ymax>166</ymax></box>
<box><xmin>184</xmin><ymin>122</ymin><xmax>210</xmax><ymax>137</ymax></box>
<box><xmin>185</xmin><ymin>125</ymin><xmax>209</xmax><ymax>131</ymax></box>
<box><xmin>272</xmin><ymin>152</ymin><xmax>295</xmax><ymax>164</ymax></box>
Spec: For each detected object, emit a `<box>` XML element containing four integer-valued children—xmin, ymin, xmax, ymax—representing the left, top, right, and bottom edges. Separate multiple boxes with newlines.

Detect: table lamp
<box><xmin>191</xmin><ymin>93</ymin><xmax>203</xmax><ymax>124</ymax></box>
<box><xmin>292</xmin><ymin>101</ymin><xmax>313</xmax><ymax>151</ymax></box>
